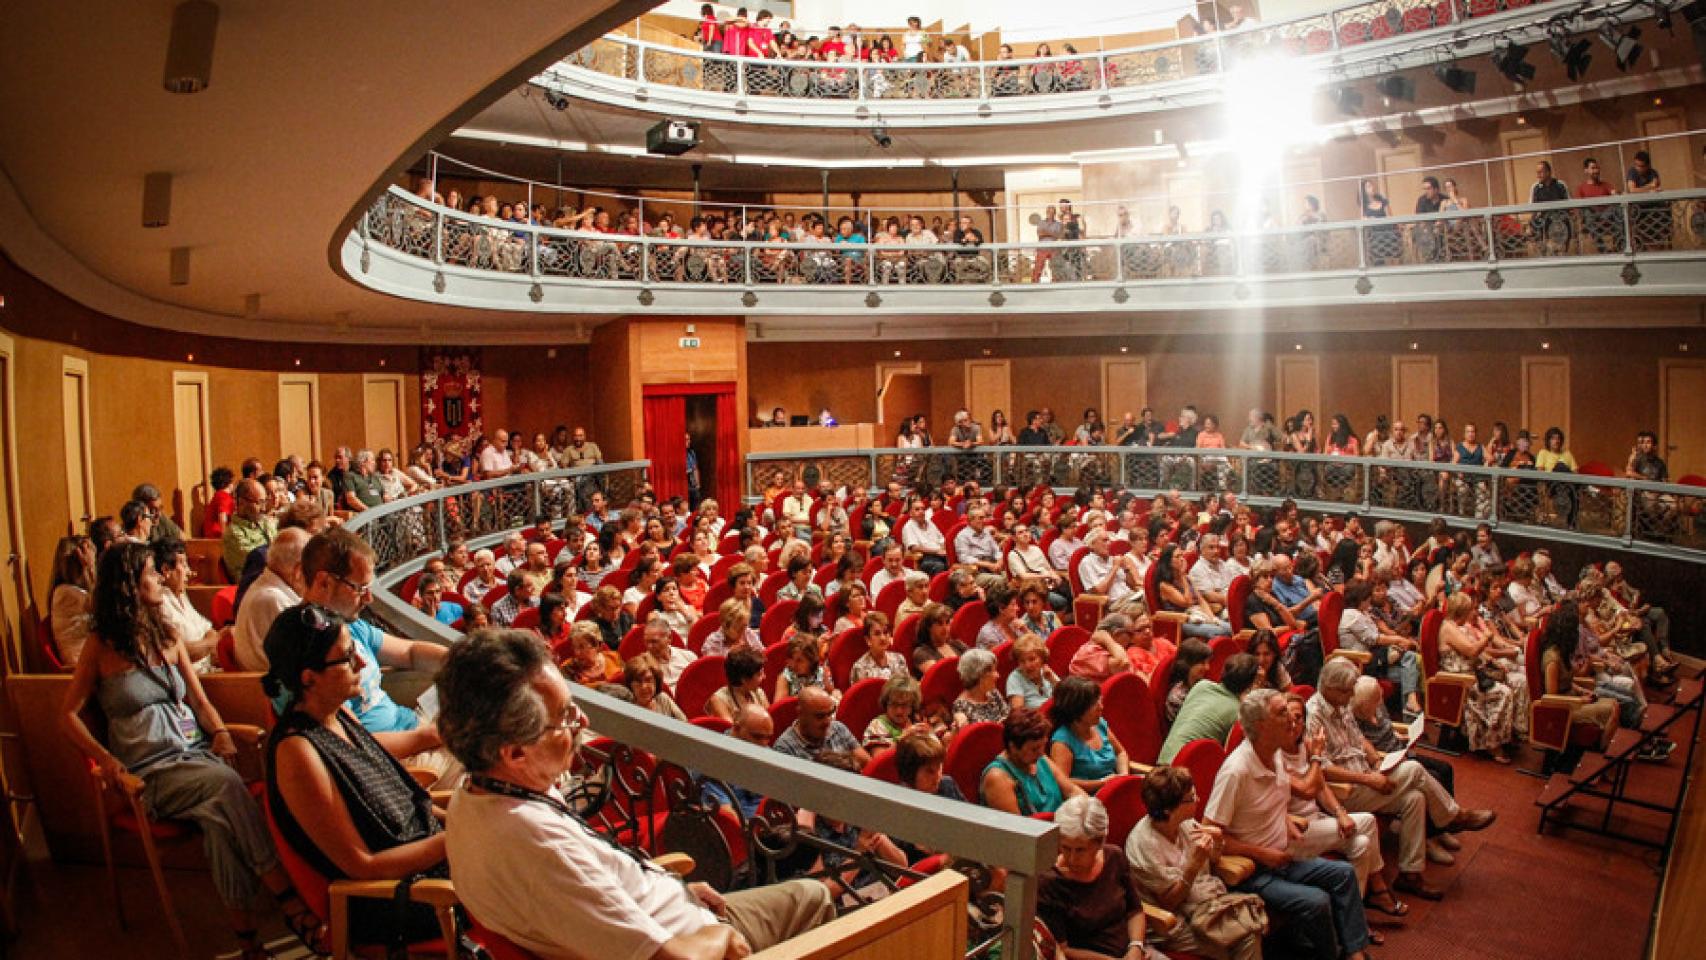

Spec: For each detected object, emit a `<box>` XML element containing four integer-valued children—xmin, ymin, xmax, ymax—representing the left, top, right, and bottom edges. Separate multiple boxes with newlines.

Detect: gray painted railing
<box><xmin>747</xmin><ymin>445</ymin><xmax>1706</xmax><ymax>562</ymax></box>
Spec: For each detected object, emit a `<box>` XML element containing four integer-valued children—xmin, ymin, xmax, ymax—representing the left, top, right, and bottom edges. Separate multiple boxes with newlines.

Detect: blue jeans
<box><xmin>1181</xmin><ymin>618</ymin><xmax>1233</xmax><ymax>639</ymax></box>
<box><xmin>1238</xmin><ymin>857</ymin><xmax>1369</xmax><ymax>960</ymax></box>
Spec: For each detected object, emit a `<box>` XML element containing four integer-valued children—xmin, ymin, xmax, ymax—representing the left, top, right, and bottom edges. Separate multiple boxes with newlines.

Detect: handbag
<box><xmin>1184</xmin><ymin>891</ymin><xmax>1268</xmax><ymax>947</ymax></box>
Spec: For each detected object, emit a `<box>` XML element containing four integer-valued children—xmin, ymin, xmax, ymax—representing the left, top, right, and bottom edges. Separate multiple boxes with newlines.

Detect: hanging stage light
<box><xmin>1549</xmin><ymin>28</ymin><xmax>1594</xmax><ymax>81</ymax></box>
<box><xmin>1491</xmin><ymin>40</ymin><xmax>1537</xmax><ymax>83</ymax></box>
<box><xmin>1599</xmin><ymin>23</ymin><xmax>1643</xmax><ymax>70</ymax></box>
<box><xmin>1434</xmin><ymin>62</ymin><xmax>1478</xmax><ymax>93</ymax></box>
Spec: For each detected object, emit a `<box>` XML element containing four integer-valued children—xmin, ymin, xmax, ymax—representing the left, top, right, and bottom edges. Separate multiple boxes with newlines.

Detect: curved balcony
<box><xmin>345</xmin><ymin>185</ymin><xmax>1706</xmax><ymax>315</ymax></box>
<box><xmin>746</xmin><ymin>446</ymin><xmax>1706</xmax><ymax>564</ymax></box>
<box><xmin>540</xmin><ymin>0</ymin><xmax>1572</xmax><ymax>127</ymax></box>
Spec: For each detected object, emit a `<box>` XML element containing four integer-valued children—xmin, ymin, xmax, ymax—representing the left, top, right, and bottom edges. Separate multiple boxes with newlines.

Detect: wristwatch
<box><xmin>1308</xmin><ymin>754</ymin><xmax>1325</xmax><ymax>766</ymax></box>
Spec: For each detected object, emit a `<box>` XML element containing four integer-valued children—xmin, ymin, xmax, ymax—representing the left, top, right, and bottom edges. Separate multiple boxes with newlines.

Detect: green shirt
<box><xmin>346</xmin><ymin>470</ymin><xmax>384</xmax><ymax>509</ymax></box>
<box><xmin>221</xmin><ymin>515</ymin><xmax>275</xmax><ymax>579</ymax></box>
<box><xmin>1157</xmin><ymin>680</ymin><xmax>1239</xmax><ymax>764</ymax></box>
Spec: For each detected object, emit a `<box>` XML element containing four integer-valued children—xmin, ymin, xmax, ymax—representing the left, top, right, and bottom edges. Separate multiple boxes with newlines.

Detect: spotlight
<box><xmin>1549</xmin><ymin>30</ymin><xmax>1593</xmax><ymax>82</ymax></box>
<box><xmin>1434</xmin><ymin>63</ymin><xmax>1477</xmax><ymax>94</ymax></box>
<box><xmin>1330</xmin><ymin>85</ymin><xmax>1363</xmax><ymax>114</ymax></box>
<box><xmin>870</xmin><ymin>125</ymin><xmax>892</xmax><ymax>149</ymax></box>
<box><xmin>544</xmin><ymin>91</ymin><xmax>571</xmax><ymax>111</ymax></box>
<box><xmin>1491</xmin><ymin>41</ymin><xmax>1536</xmax><ymax>83</ymax></box>
<box><xmin>1599</xmin><ymin>24</ymin><xmax>1643</xmax><ymax>70</ymax></box>
<box><xmin>162</xmin><ymin>0</ymin><xmax>219</xmax><ymax>94</ymax></box>
<box><xmin>142</xmin><ymin>172</ymin><xmax>173</xmax><ymax>228</ymax></box>
<box><xmin>1375</xmin><ymin>74</ymin><xmax>1416</xmax><ymax>102</ymax></box>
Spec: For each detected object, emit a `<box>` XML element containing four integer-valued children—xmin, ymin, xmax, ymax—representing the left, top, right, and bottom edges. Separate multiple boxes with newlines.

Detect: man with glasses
<box><xmin>131</xmin><ymin>482</ymin><xmax>184</xmax><ymax>543</ymax></box>
<box><xmin>440</xmin><ymin>630</ymin><xmax>835</xmax><ymax>960</ymax></box>
<box><xmin>773</xmin><ymin>686</ymin><xmax>870</xmax><ymax>768</ymax></box>
<box><xmin>222</xmin><ymin>478</ymin><xmax>276</xmax><ymax>580</ymax></box>
<box><xmin>298</xmin><ymin>528</ymin><xmax>449</xmax><ymax>776</ymax></box>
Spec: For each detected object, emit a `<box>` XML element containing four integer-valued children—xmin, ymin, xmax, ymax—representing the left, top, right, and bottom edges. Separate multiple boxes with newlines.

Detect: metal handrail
<box><xmin>547</xmin><ymin>0</ymin><xmax>1596</xmax><ymax>108</ymax></box>
<box><xmin>743</xmin><ymin>445</ymin><xmax>1706</xmax><ymax>563</ymax></box>
<box><xmin>343</xmin><ymin>459</ymin><xmax>1059</xmax><ymax>960</ymax></box>
<box><xmin>361</xmin><ymin>184</ymin><xmax>1706</xmax><ymax>290</ymax></box>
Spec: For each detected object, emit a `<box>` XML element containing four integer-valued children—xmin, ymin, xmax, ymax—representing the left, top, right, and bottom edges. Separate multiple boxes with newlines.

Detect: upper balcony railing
<box><xmin>347</xmin><ymin>184</ymin><xmax>1706</xmax><ymax>314</ymax></box>
<box><xmin>745</xmin><ymin>446</ymin><xmax>1706</xmax><ymax>563</ymax></box>
<box><xmin>540</xmin><ymin>0</ymin><xmax>1569</xmax><ymax>124</ymax></box>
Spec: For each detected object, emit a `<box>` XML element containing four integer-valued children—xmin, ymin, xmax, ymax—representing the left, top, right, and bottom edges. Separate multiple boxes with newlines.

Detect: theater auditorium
<box><xmin>0</xmin><ymin>0</ymin><xmax>1704</xmax><ymax>957</ymax></box>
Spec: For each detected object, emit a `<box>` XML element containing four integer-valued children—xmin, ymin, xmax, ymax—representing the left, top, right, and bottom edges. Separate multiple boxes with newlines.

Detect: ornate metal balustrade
<box><xmin>350</xmin><ymin>184</ymin><xmax>1706</xmax><ymax>313</ymax></box>
<box><xmin>747</xmin><ymin>446</ymin><xmax>1706</xmax><ymax>562</ymax></box>
<box><xmin>344</xmin><ymin>459</ymin><xmax>1058</xmax><ymax>960</ymax></box>
<box><xmin>545</xmin><ymin>0</ymin><xmax>1567</xmax><ymax>123</ymax></box>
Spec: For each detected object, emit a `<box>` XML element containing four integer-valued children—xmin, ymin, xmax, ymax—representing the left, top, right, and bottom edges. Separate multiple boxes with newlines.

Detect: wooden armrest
<box><xmin>329</xmin><ymin>878</ymin><xmax>459</xmax><ymax>959</ymax></box>
<box><xmin>225</xmin><ymin>723</ymin><xmax>266</xmax><ymax>746</ymax></box>
<box><xmin>1129</xmin><ymin>762</ymin><xmax>1155</xmax><ymax>777</ymax></box>
<box><xmin>1141</xmin><ymin>902</ymin><xmax>1178</xmax><ymax>933</ymax></box>
<box><xmin>1329</xmin><ymin>649</ymin><xmax>1372</xmax><ymax>666</ymax></box>
<box><xmin>1328</xmin><ymin>782</ymin><xmax>1352</xmax><ymax>799</ymax></box>
<box><xmin>1152</xmin><ymin>611</ymin><xmax>1187</xmax><ymax>625</ymax></box>
<box><xmin>1428</xmin><ymin>672</ymin><xmax>1475</xmax><ymax>688</ymax></box>
<box><xmin>405</xmin><ymin>766</ymin><xmax>438</xmax><ymax>789</ymax></box>
<box><xmin>1390</xmin><ymin>723</ymin><xmax>1410</xmax><ymax>739</ymax></box>
<box><xmin>1212</xmin><ymin>855</ymin><xmax>1255</xmax><ymax>886</ymax></box>
<box><xmin>653</xmin><ymin>852</ymin><xmax>697</xmax><ymax>876</ymax></box>
<box><xmin>1538</xmin><ymin>694</ymin><xmax>1591</xmax><ymax>707</ymax></box>
<box><xmin>430</xmin><ymin>789</ymin><xmax>455</xmax><ymax>806</ymax></box>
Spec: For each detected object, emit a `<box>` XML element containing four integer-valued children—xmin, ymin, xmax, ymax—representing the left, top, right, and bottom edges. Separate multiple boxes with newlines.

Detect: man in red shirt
<box><xmin>820</xmin><ymin>26</ymin><xmax>846</xmax><ymax>59</ymax></box>
<box><xmin>744</xmin><ymin>9</ymin><xmax>776</xmax><ymax>57</ymax></box>
<box><xmin>1577</xmin><ymin>157</ymin><xmax>1620</xmax><ymax>253</ymax></box>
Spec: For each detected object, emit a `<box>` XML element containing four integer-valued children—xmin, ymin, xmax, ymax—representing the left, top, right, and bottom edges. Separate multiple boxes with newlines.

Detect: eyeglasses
<box><xmin>541</xmin><ymin>703</ymin><xmax>587</xmax><ymax>737</ymax></box>
<box><xmin>334</xmin><ymin>573</ymin><xmax>374</xmax><ymax>597</ymax></box>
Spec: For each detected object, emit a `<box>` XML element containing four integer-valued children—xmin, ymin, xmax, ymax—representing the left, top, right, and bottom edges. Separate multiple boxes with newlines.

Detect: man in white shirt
<box><xmin>233</xmin><ymin>527</ymin><xmax>309</xmax><ymax>672</ymax></box>
<box><xmin>781</xmin><ymin>479</ymin><xmax>813</xmax><ymax>537</ymax></box>
<box><xmin>1186</xmin><ymin>533</ymin><xmax>1235</xmax><ymax>616</ymax></box>
<box><xmin>440</xmin><ymin>631</ymin><xmax>835</xmax><ymax>960</ymax></box>
<box><xmin>463</xmin><ymin>548</ymin><xmax>502</xmax><ymax>604</ymax></box>
<box><xmin>1076</xmin><ymin>532</ymin><xmax>1146</xmax><ymax>614</ymax></box>
<box><xmin>1204</xmin><ymin>689</ymin><xmax>1372</xmax><ymax>960</ymax></box>
<box><xmin>868</xmin><ymin>542</ymin><xmax>909</xmax><ymax>598</ymax></box>
<box><xmin>480</xmin><ymin>429</ymin><xmax>516</xmax><ymax>478</ymax></box>
<box><xmin>495</xmin><ymin>532</ymin><xmax>528</xmax><ymax>576</ymax></box>
<box><xmin>899</xmin><ymin>500</ymin><xmax>948</xmax><ymax>575</ymax></box>
<box><xmin>952</xmin><ymin>507</ymin><xmax>1007</xmax><ymax>591</ymax></box>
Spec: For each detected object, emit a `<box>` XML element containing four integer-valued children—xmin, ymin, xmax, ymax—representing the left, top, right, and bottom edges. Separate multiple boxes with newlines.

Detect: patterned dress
<box><xmin>1439</xmin><ymin>622</ymin><xmax>1527</xmax><ymax>752</ymax></box>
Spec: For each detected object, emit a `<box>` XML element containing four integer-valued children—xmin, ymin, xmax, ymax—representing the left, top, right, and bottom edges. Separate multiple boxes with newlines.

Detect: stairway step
<box><xmin>1607</xmin><ymin>728</ymin><xmax>1643</xmax><ymax>759</ymax></box>
<box><xmin>1675</xmin><ymin>678</ymin><xmax>1703</xmax><ymax>709</ymax></box>
<box><xmin>1641</xmin><ymin>705</ymin><xmax>1678</xmax><ymax>733</ymax></box>
<box><xmin>1536</xmin><ymin>773</ymin><xmax>1576</xmax><ymax>809</ymax></box>
<box><xmin>1570</xmin><ymin>751</ymin><xmax>1615</xmax><ymax>785</ymax></box>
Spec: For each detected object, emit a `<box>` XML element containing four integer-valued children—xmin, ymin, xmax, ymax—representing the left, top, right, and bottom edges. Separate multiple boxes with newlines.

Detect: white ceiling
<box><xmin>0</xmin><ymin>0</ymin><xmax>655</xmax><ymax>342</ymax></box>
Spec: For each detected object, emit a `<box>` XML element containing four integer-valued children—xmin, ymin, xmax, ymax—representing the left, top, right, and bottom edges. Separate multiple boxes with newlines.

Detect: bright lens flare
<box><xmin>1223</xmin><ymin>57</ymin><xmax>1325</xmax><ymax>230</ymax></box>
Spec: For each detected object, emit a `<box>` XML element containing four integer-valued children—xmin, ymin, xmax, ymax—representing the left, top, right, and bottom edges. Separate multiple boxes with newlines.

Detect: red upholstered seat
<box><xmin>511</xmin><ymin>607</ymin><xmax>540</xmax><ymax>631</ymax></box>
<box><xmin>864</xmin><ymin>747</ymin><xmax>901</xmax><ymax>783</ymax></box>
<box><xmin>210</xmin><ymin>585</ymin><xmax>238</xmax><ymax>628</ymax></box>
<box><xmin>1173</xmin><ymin>738</ymin><xmax>1228</xmax><ymax>819</ymax></box>
<box><xmin>950</xmin><ymin>602</ymin><xmax>991</xmax><ymax>648</ymax></box>
<box><xmin>759</xmin><ymin>599</ymin><xmax>799</xmax><ymax>649</ymax></box>
<box><xmin>769</xmin><ymin>696</ymin><xmax>800</xmax><ymax>733</ymax></box>
<box><xmin>758</xmin><ymin>571</ymin><xmax>787</xmax><ymax>606</ymax></box>
<box><xmin>892</xmin><ymin>614</ymin><xmax>920</xmax><ymax>664</ymax></box>
<box><xmin>919</xmin><ymin>655</ymin><xmax>964</xmax><ymax>714</ymax></box>
<box><xmin>1226</xmin><ymin>575</ymin><xmax>1251</xmax><ymax>633</ymax></box>
<box><xmin>675</xmin><ymin>655</ymin><xmax>726</xmax><ymax>717</ymax></box>
<box><xmin>1206</xmin><ymin>634</ymin><xmax>1242</xmax><ymax>681</ymax></box>
<box><xmin>928</xmin><ymin>571</ymin><xmax>952</xmax><ymax>603</ymax></box>
<box><xmin>827</xmin><ymin>627</ymin><xmax>867</xmax><ymax>692</ymax></box>
<box><xmin>687</xmin><ymin>615</ymin><xmax>721</xmax><ymax>655</ymax></box>
<box><xmin>875</xmin><ymin>580</ymin><xmax>907</xmax><ymax>620</ymax></box>
<box><xmin>945</xmin><ymin>721</ymin><xmax>1005</xmax><ymax>798</ymax></box>
<box><xmin>764</xmin><ymin>641</ymin><xmax>793</xmax><ymax>690</ymax></box>
<box><xmin>1102</xmin><ymin>672</ymin><xmax>1163</xmax><ymax>766</ymax></box>
<box><xmin>1046</xmin><ymin>626</ymin><xmax>1091</xmax><ymax>678</ymax></box>
<box><xmin>1095</xmin><ymin>774</ymin><xmax>1148</xmax><ymax>847</ymax></box>
<box><xmin>838</xmin><ymin>677</ymin><xmax>887</xmax><ymax>736</ymax></box>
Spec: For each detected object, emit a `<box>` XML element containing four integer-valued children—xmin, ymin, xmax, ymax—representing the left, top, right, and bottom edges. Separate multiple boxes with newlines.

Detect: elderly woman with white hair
<box><xmin>951</xmin><ymin>648</ymin><xmax>1011</xmax><ymax>731</ymax></box>
<box><xmin>1351</xmin><ymin>675</ymin><xmax>1465</xmax><ymax>862</ymax></box>
<box><xmin>1037</xmin><ymin>794</ymin><xmax>1166</xmax><ymax>960</ymax></box>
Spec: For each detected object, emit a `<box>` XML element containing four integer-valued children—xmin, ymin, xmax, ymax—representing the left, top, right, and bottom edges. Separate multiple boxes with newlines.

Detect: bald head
<box><xmin>237</xmin><ymin>478</ymin><xmax>267</xmax><ymax>519</ymax></box>
<box><xmin>268</xmin><ymin>527</ymin><xmax>310</xmax><ymax>572</ymax></box>
<box><xmin>732</xmin><ymin>705</ymin><xmax>774</xmax><ymax>745</ymax></box>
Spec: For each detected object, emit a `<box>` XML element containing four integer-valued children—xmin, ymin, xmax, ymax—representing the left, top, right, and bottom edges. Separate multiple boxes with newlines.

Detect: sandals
<box><xmin>1368</xmin><ymin>930</ymin><xmax>1387</xmax><ymax>946</ymax></box>
<box><xmin>279</xmin><ymin>895</ymin><xmax>331</xmax><ymax>956</ymax></box>
<box><xmin>1365</xmin><ymin>889</ymin><xmax>1411</xmax><ymax>917</ymax></box>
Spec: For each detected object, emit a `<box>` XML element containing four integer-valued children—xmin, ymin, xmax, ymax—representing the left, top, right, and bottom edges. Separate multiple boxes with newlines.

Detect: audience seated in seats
<box><xmin>1163</xmin><ymin>638</ymin><xmax>1213</xmax><ymax>723</ymax></box>
<box><xmin>943</xmin><ymin>568</ymin><xmax>985</xmax><ymax>614</ymax></box>
<box><xmin>778</xmin><ymin>632</ymin><xmax>835</xmax><ymax>701</ymax></box>
<box><xmin>1006</xmin><ymin>634</ymin><xmax>1059</xmax><ymax>710</ymax></box>
<box><xmin>868</xmin><ymin>543</ymin><xmax>909</xmax><ymax>598</ymax></box>
<box><xmin>900</xmin><ymin>501</ymin><xmax>949</xmax><ymax>576</ymax></box>
<box><xmin>897</xmin><ymin>571</ymin><xmax>933</xmax><ymax>624</ymax></box>
<box><xmin>912</xmin><ymin>602</ymin><xmax>966</xmax><ymax>676</ymax></box>
<box><xmin>707</xmin><ymin>645</ymin><xmax>771</xmax><ymax>722</ymax></box>
<box><xmin>1350</xmin><ymin>676</ymin><xmax>1466</xmax><ymax>859</ymax></box>
<box><xmin>954</xmin><ymin>506</ymin><xmax>1009</xmax><ymax>593</ymax></box>
<box><xmin>1047</xmin><ymin>676</ymin><xmax>1130</xmax><ymax>793</ymax></box>
<box><xmin>1036</xmin><ymin>795</ymin><xmax>1165</xmax><ymax>960</ymax></box>
<box><xmin>643</xmin><ymin>612</ymin><xmax>698</xmax><ymax>689</ymax></box>
<box><xmin>1020</xmin><ymin>582</ymin><xmax>1065</xmax><ymax>635</ymax></box>
<box><xmin>625</xmin><ymin>653</ymin><xmax>687</xmax><ymax>721</ymax></box>
<box><xmin>1438</xmin><ymin>592</ymin><xmax>1528</xmax><ymax>762</ymax></box>
<box><xmin>222</xmin><ymin>479</ymin><xmax>277</xmax><ymax>581</ymax></box>
<box><xmin>59</xmin><ymin>543</ymin><xmax>329</xmax><ymax>959</ymax></box>
<box><xmin>296</xmin><ymin>528</ymin><xmax>454</xmax><ymax>784</ymax></box>
<box><xmin>773</xmin><ymin>686</ymin><xmax>871</xmax><ymax>768</ymax></box>
<box><xmin>262</xmin><ymin>604</ymin><xmax>449</xmax><ymax>948</ymax></box>
<box><xmin>1070</xmin><ymin>615</ymin><xmax>1136</xmax><ymax>682</ymax></box>
<box><xmin>952</xmin><ymin>648</ymin><xmax>1011</xmax><ymax>731</ymax></box>
<box><xmin>414</xmin><ymin>575</ymin><xmax>465</xmax><ymax>627</ymax></box>
<box><xmin>1245</xmin><ymin>630</ymin><xmax>1292</xmax><ymax>691</ymax></box>
<box><xmin>438</xmin><ymin>630</ymin><xmax>836</xmax><ymax>959</ymax></box>
<box><xmin>1308</xmin><ymin>659</ymin><xmax>1496</xmax><ymax>902</ymax></box>
<box><xmin>865</xmin><ymin>676</ymin><xmax>938</xmax><ymax>749</ymax></box>
<box><xmin>153</xmin><ymin>539</ymin><xmax>220</xmax><ymax>671</ymax></box>
<box><xmin>797</xmin><ymin>750</ymin><xmax>909</xmax><ymax>901</ymax></box>
<box><xmin>587</xmin><ymin>585</ymin><xmax>634</xmax><ymax>651</ymax></box>
<box><xmin>1604</xmin><ymin>560</ymin><xmax>1675</xmax><ymax>680</ymax></box>
<box><xmin>982</xmin><ymin>707</ymin><xmax>1084</xmax><ymax>816</ymax></box>
<box><xmin>462</xmin><ymin>549</ymin><xmax>503</xmax><ymax>605</ymax></box>
<box><xmin>1122</xmin><ymin>613</ymin><xmax>1173</xmax><ymax>683</ymax></box>
<box><xmin>234</xmin><ymin>499</ymin><xmax>332</xmax><ymax>614</ymax></box>
<box><xmin>975</xmin><ymin>585</ymin><xmax>1028</xmax><ymax>651</ymax></box>
<box><xmin>1159</xmin><ymin>654</ymin><xmax>1260</xmax><ymax>764</ymax></box>
<box><xmin>204</xmin><ymin>466</ymin><xmax>238</xmax><ymax>539</ymax></box>
<box><xmin>849</xmin><ymin>612</ymin><xmax>907</xmax><ymax>683</ymax></box>
<box><xmin>891</xmin><ymin>732</ymin><xmax>966</xmax><ymax>862</ymax></box>
<box><xmin>1008</xmin><ymin>525</ymin><xmax>1069</xmax><ymax>611</ymax></box>
<box><xmin>1206</xmin><ymin>688</ymin><xmax>1372</xmax><ymax>960</ymax></box>
<box><xmin>1126</xmin><ymin>765</ymin><xmax>1267</xmax><ymax>960</ymax></box>
<box><xmin>701</xmin><ymin>704</ymin><xmax>776</xmax><ymax>820</ymax></box>
<box><xmin>48</xmin><ymin>534</ymin><xmax>97</xmax><ymax>666</ymax></box>
<box><xmin>1338</xmin><ymin>581</ymin><xmax>1423</xmax><ymax>718</ymax></box>
<box><xmin>1078</xmin><ymin>532</ymin><xmax>1148</xmax><ymax>615</ymax></box>
<box><xmin>831</xmin><ymin>582</ymin><xmax>870</xmax><ymax>633</ymax></box>
<box><xmin>705</xmin><ymin>596</ymin><xmax>766</xmax><ymax>659</ymax></box>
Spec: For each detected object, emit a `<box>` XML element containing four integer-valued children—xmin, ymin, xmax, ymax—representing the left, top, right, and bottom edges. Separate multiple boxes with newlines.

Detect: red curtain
<box><xmin>713</xmin><ymin>390</ymin><xmax>741</xmax><ymax>512</ymax></box>
<box><xmin>642</xmin><ymin>394</ymin><xmax>688</xmax><ymax>501</ymax></box>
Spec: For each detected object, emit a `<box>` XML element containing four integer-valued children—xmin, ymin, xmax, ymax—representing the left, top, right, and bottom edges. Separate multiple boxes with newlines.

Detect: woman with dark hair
<box><xmin>1164</xmin><ymin>638</ymin><xmax>1213</xmax><ymax>722</ymax></box>
<box><xmin>625</xmin><ymin>653</ymin><xmax>687</xmax><ymax>720</ymax></box>
<box><xmin>1246</xmin><ymin>629</ymin><xmax>1292</xmax><ymax>691</ymax></box>
<box><xmin>1324</xmin><ymin>537</ymin><xmax>1362</xmax><ymax>587</ymax></box>
<box><xmin>1047</xmin><ymin>677</ymin><xmax>1129</xmax><ymax>792</ymax></box>
<box><xmin>1538</xmin><ymin>605</ymin><xmax>1617</xmax><ymax>750</ymax></box>
<box><xmin>1340</xmin><ymin>581</ymin><xmax>1424</xmax><ymax>717</ymax></box>
<box><xmin>49</xmin><ymin>534</ymin><xmax>97</xmax><ymax>666</ymax></box>
<box><xmin>61</xmin><ymin>544</ymin><xmax>327</xmax><ymax>959</ymax></box>
<box><xmin>1325</xmin><ymin>414</ymin><xmax>1359</xmax><ymax>456</ymax></box>
<box><xmin>706</xmin><ymin>645</ymin><xmax>770</xmax><ymax>722</ymax></box>
<box><xmin>981</xmin><ymin>707</ymin><xmax>1084</xmax><ymax>816</ymax></box>
<box><xmin>782</xmin><ymin>592</ymin><xmax>828</xmax><ymax>649</ymax></box>
<box><xmin>264</xmin><ymin>604</ymin><xmax>448</xmax><ymax>950</ymax></box>
<box><xmin>536</xmin><ymin>591</ymin><xmax>573</xmax><ymax>648</ymax></box>
<box><xmin>651</xmin><ymin>576</ymin><xmax>696</xmax><ymax>638</ymax></box>
<box><xmin>911</xmin><ymin>602</ymin><xmax>965</xmax><ymax>676</ymax></box>
<box><xmin>989</xmin><ymin>409</ymin><xmax>1016</xmax><ymax>445</ymax></box>
<box><xmin>975</xmin><ymin>584</ymin><xmax>1029</xmax><ymax>650</ymax></box>
<box><xmin>1156</xmin><ymin>545</ymin><xmax>1231</xmax><ymax>638</ymax></box>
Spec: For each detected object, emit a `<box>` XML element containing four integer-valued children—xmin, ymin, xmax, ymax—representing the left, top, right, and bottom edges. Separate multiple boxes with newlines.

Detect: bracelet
<box><xmin>213</xmin><ymin>727</ymin><xmax>231</xmax><ymax>737</ymax></box>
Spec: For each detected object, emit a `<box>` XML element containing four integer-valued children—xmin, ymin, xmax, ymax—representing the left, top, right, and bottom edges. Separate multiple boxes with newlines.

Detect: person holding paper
<box><xmin>1305</xmin><ymin>659</ymin><xmax>1496</xmax><ymax>903</ymax></box>
<box><xmin>1350</xmin><ymin>676</ymin><xmax>1464</xmax><ymax>861</ymax></box>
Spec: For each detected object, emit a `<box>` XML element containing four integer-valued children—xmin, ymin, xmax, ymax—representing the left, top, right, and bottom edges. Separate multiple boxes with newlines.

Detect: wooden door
<box><xmin>171</xmin><ymin>373</ymin><xmax>212</xmax><ymax>533</ymax></box>
<box><xmin>1101</xmin><ymin>358</ymin><xmax>1149</xmax><ymax>423</ymax></box>
<box><xmin>1391</xmin><ymin>355</ymin><xmax>1440</xmax><ymax>425</ymax></box>
<box><xmin>1521</xmin><ymin>356</ymin><xmax>1571</xmax><ymax>441</ymax></box>
<box><xmin>1275</xmin><ymin>354</ymin><xmax>1320</xmax><ymax>423</ymax></box>
<box><xmin>964</xmin><ymin>360</ymin><xmax>1011</xmax><ymax>427</ymax></box>
<box><xmin>1376</xmin><ymin>146</ymin><xmax>1423</xmax><ymax>214</ymax></box>
<box><xmin>278</xmin><ymin>373</ymin><xmax>321</xmax><ymax>463</ymax></box>
<box><xmin>0</xmin><ymin>333</ymin><xmax>24</xmax><ymax>674</ymax></box>
<box><xmin>60</xmin><ymin>357</ymin><xmax>94</xmax><ymax>534</ymax></box>
<box><xmin>363</xmin><ymin>374</ymin><xmax>406</xmax><ymax>456</ymax></box>
<box><xmin>881</xmin><ymin>375</ymin><xmax>931</xmax><ymax>440</ymax></box>
<box><xmin>1660</xmin><ymin>361</ymin><xmax>1706</xmax><ymax>478</ymax></box>
<box><xmin>1501</xmin><ymin>129</ymin><xmax>1550</xmax><ymax>207</ymax></box>
<box><xmin>876</xmin><ymin>362</ymin><xmax>922</xmax><ymax>426</ymax></box>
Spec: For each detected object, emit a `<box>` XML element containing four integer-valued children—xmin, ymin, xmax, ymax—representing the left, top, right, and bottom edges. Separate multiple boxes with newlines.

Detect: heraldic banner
<box><xmin>420</xmin><ymin>348</ymin><xmax>483</xmax><ymax>458</ymax></box>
